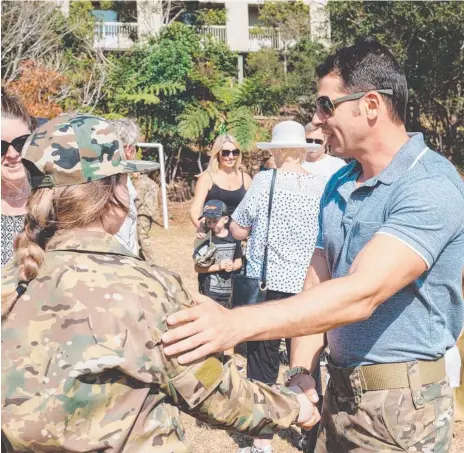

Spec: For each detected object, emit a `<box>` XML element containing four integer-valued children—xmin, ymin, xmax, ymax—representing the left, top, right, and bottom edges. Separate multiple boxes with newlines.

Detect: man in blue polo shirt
<box><xmin>162</xmin><ymin>38</ymin><xmax>464</xmax><ymax>453</ymax></box>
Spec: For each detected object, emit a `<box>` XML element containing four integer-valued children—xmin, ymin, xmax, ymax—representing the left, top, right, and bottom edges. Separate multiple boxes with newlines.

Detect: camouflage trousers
<box><xmin>315</xmin><ymin>367</ymin><xmax>454</xmax><ymax>452</ymax></box>
<box><xmin>138</xmin><ymin>215</ymin><xmax>156</xmax><ymax>265</ymax></box>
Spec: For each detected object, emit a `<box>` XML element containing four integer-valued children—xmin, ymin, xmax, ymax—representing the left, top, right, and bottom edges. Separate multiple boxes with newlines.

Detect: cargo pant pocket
<box><xmin>382</xmin><ymin>384</ymin><xmax>452</xmax><ymax>451</ymax></box>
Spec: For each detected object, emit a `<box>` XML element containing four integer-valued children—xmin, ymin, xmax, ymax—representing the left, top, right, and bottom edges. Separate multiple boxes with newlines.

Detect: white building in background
<box><xmin>57</xmin><ymin>0</ymin><xmax>330</xmax><ymax>75</ymax></box>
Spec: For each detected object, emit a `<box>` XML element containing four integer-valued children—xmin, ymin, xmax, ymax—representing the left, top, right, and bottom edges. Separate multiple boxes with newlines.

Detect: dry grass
<box><xmin>150</xmin><ymin>201</ymin><xmax>464</xmax><ymax>453</ymax></box>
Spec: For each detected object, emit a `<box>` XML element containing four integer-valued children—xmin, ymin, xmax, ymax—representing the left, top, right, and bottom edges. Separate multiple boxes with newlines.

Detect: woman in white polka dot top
<box><xmin>230</xmin><ymin>120</ymin><xmax>325</xmax><ymax>453</ymax></box>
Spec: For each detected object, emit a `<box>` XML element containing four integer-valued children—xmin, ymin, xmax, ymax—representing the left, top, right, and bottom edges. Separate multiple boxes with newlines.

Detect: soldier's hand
<box><xmin>162</xmin><ymin>293</ymin><xmax>240</xmax><ymax>364</ymax></box>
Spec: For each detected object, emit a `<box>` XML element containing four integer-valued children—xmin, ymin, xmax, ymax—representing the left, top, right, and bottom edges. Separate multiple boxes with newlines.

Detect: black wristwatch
<box><xmin>284</xmin><ymin>366</ymin><xmax>311</xmax><ymax>386</ymax></box>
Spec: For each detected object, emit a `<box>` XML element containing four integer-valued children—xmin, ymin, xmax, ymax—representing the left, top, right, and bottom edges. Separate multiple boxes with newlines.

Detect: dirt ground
<box><xmin>150</xmin><ymin>201</ymin><xmax>464</xmax><ymax>453</ymax></box>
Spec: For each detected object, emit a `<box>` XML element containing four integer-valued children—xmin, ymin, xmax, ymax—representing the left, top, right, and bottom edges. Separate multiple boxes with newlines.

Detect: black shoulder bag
<box><xmin>230</xmin><ymin>169</ymin><xmax>277</xmax><ymax>307</ymax></box>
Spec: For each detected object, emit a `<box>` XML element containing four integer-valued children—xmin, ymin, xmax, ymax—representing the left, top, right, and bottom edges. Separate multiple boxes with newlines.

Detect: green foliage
<box><xmin>246</xmin><ymin>49</ymin><xmax>283</xmax><ymax>78</ymax></box>
<box><xmin>237</xmin><ymin>74</ymin><xmax>289</xmax><ymax>116</ymax></box>
<box><xmin>227</xmin><ymin>107</ymin><xmax>259</xmax><ymax>151</ymax></box>
<box><xmin>202</xmin><ymin>37</ymin><xmax>237</xmax><ymax>76</ymax></box>
<box><xmin>178</xmin><ymin>101</ymin><xmax>221</xmax><ymax>141</ymax></box>
<box><xmin>256</xmin><ymin>0</ymin><xmax>309</xmax><ymax>28</ymax></box>
<box><xmin>328</xmin><ymin>0</ymin><xmax>464</xmax><ymax>164</ymax></box>
<box><xmin>100</xmin><ymin>22</ymin><xmax>262</xmax><ymax>180</ymax></box>
<box><xmin>286</xmin><ymin>37</ymin><xmax>329</xmax><ymax>110</ymax></box>
<box><xmin>67</xmin><ymin>0</ymin><xmax>96</xmax><ymax>42</ymax></box>
<box><xmin>195</xmin><ymin>7</ymin><xmax>227</xmax><ymax>26</ymax></box>
<box><xmin>253</xmin><ymin>0</ymin><xmax>310</xmax><ymax>45</ymax></box>
<box><xmin>239</xmin><ymin>0</ymin><xmax>322</xmax><ymax>119</ymax></box>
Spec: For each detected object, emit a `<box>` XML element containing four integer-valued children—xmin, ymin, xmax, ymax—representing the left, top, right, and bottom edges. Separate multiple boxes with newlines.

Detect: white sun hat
<box><xmin>257</xmin><ymin>120</ymin><xmax>310</xmax><ymax>149</ymax></box>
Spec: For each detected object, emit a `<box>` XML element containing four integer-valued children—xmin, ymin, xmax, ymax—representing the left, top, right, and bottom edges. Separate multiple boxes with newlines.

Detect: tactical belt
<box><xmin>327</xmin><ymin>357</ymin><xmax>446</xmax><ymax>391</ymax></box>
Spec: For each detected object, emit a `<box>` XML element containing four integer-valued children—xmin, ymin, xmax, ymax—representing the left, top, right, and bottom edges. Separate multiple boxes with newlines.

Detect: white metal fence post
<box><xmin>137</xmin><ymin>142</ymin><xmax>169</xmax><ymax>229</ymax></box>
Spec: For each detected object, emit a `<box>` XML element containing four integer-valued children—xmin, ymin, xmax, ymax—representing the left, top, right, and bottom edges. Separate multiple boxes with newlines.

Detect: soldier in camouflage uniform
<box><xmin>1</xmin><ymin>113</ymin><xmax>319</xmax><ymax>452</ymax></box>
<box><xmin>132</xmin><ymin>171</ymin><xmax>160</xmax><ymax>265</ymax></box>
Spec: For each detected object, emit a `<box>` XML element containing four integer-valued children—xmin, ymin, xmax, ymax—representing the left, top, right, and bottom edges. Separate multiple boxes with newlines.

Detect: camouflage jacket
<box><xmin>1</xmin><ymin>230</ymin><xmax>300</xmax><ymax>452</ymax></box>
<box><xmin>133</xmin><ymin>173</ymin><xmax>159</xmax><ymax>220</ymax></box>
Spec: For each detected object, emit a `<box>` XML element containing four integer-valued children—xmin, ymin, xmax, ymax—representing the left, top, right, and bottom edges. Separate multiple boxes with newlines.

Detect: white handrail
<box><xmin>198</xmin><ymin>25</ymin><xmax>227</xmax><ymax>43</ymax></box>
<box><xmin>136</xmin><ymin>143</ymin><xmax>169</xmax><ymax>230</ymax></box>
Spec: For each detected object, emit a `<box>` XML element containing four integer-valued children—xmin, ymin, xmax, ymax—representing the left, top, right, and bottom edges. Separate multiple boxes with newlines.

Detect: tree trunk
<box><xmin>171</xmin><ymin>145</ymin><xmax>183</xmax><ymax>181</ymax></box>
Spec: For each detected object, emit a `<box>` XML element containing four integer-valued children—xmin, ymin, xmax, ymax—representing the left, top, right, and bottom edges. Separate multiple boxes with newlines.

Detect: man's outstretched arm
<box><xmin>290</xmin><ymin>248</ymin><xmax>330</xmax><ymax>371</ymax></box>
<box><xmin>162</xmin><ymin>234</ymin><xmax>427</xmax><ymax>364</ymax></box>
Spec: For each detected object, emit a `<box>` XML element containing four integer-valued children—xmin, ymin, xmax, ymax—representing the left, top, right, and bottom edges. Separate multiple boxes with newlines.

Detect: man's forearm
<box><xmin>234</xmin><ymin>273</ymin><xmax>373</xmax><ymax>342</ymax></box>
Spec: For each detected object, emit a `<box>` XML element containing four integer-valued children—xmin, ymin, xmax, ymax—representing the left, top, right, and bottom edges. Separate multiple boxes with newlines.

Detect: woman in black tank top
<box><xmin>205</xmin><ymin>172</ymin><xmax>246</xmax><ymax>218</ymax></box>
<box><xmin>190</xmin><ymin>134</ymin><xmax>251</xmax><ymax>238</ymax></box>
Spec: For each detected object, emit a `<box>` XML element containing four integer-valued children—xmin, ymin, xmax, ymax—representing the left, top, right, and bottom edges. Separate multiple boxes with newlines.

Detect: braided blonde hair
<box><xmin>1</xmin><ymin>174</ymin><xmax>128</xmax><ymax>322</ymax></box>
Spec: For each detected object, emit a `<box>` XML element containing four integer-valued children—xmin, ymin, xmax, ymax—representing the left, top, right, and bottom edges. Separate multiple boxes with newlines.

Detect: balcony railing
<box><xmin>198</xmin><ymin>25</ymin><xmax>227</xmax><ymax>43</ymax></box>
<box><xmin>93</xmin><ymin>22</ymin><xmax>288</xmax><ymax>52</ymax></box>
<box><xmin>249</xmin><ymin>28</ymin><xmax>291</xmax><ymax>51</ymax></box>
<box><xmin>94</xmin><ymin>22</ymin><xmax>138</xmax><ymax>50</ymax></box>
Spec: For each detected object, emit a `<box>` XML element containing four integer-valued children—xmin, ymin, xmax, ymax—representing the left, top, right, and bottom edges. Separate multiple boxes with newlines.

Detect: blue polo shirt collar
<box><xmin>336</xmin><ymin>163</ymin><xmax>360</xmax><ymax>202</ymax></box>
<box><xmin>375</xmin><ymin>133</ymin><xmax>426</xmax><ymax>186</ymax></box>
<box><xmin>336</xmin><ymin>133</ymin><xmax>427</xmax><ymax>201</ymax></box>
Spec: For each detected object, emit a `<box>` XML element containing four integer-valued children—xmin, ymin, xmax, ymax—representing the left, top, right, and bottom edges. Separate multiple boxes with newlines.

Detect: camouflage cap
<box><xmin>21</xmin><ymin>113</ymin><xmax>160</xmax><ymax>189</ymax></box>
<box><xmin>192</xmin><ymin>232</ymin><xmax>217</xmax><ymax>268</ymax></box>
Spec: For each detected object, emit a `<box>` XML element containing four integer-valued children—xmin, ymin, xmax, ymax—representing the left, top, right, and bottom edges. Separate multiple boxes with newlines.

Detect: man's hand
<box><xmin>292</xmin><ymin>375</ymin><xmax>321</xmax><ymax>429</ymax></box>
<box><xmin>220</xmin><ymin>259</ymin><xmax>233</xmax><ymax>272</ymax></box>
<box><xmin>162</xmin><ymin>294</ymin><xmax>241</xmax><ymax>363</ymax></box>
<box><xmin>289</xmin><ymin>375</ymin><xmax>321</xmax><ymax>430</ymax></box>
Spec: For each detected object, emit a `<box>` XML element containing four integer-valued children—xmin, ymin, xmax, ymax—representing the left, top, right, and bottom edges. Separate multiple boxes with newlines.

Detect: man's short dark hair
<box><xmin>316</xmin><ymin>37</ymin><xmax>407</xmax><ymax>124</ymax></box>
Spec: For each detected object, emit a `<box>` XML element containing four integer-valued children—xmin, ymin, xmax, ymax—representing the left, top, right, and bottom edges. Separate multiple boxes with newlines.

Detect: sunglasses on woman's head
<box><xmin>221</xmin><ymin>149</ymin><xmax>240</xmax><ymax>158</ymax></box>
<box><xmin>1</xmin><ymin>134</ymin><xmax>30</xmax><ymax>157</ymax></box>
<box><xmin>306</xmin><ymin>138</ymin><xmax>323</xmax><ymax>145</ymax></box>
<box><xmin>315</xmin><ymin>89</ymin><xmax>394</xmax><ymax>118</ymax></box>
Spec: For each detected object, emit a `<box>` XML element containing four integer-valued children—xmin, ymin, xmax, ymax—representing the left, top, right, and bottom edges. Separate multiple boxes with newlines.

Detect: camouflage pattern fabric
<box><xmin>315</xmin><ymin>370</ymin><xmax>454</xmax><ymax>452</ymax></box>
<box><xmin>133</xmin><ymin>173</ymin><xmax>160</xmax><ymax>221</ymax></box>
<box><xmin>192</xmin><ymin>232</ymin><xmax>217</xmax><ymax>268</ymax></box>
<box><xmin>21</xmin><ymin>113</ymin><xmax>159</xmax><ymax>189</ymax></box>
<box><xmin>133</xmin><ymin>173</ymin><xmax>160</xmax><ymax>265</ymax></box>
<box><xmin>137</xmin><ymin>215</ymin><xmax>157</xmax><ymax>265</ymax></box>
<box><xmin>1</xmin><ymin>230</ymin><xmax>300</xmax><ymax>452</ymax></box>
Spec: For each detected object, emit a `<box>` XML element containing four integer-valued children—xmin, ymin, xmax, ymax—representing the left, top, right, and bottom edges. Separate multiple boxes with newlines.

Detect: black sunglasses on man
<box><xmin>316</xmin><ymin>89</ymin><xmax>393</xmax><ymax>118</ymax></box>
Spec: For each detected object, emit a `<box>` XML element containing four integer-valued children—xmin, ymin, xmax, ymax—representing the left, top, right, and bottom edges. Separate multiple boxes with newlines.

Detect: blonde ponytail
<box><xmin>1</xmin><ymin>189</ymin><xmax>53</xmax><ymax>321</ymax></box>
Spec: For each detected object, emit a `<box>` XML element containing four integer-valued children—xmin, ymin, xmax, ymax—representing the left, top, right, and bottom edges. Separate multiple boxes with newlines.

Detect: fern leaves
<box><xmin>227</xmin><ymin>107</ymin><xmax>259</xmax><ymax>152</ymax></box>
<box><xmin>178</xmin><ymin>104</ymin><xmax>212</xmax><ymax>139</ymax></box>
<box><xmin>117</xmin><ymin>81</ymin><xmax>186</xmax><ymax>105</ymax></box>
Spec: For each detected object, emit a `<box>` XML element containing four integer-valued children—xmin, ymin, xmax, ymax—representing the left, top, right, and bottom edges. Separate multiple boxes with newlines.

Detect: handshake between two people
<box><xmin>162</xmin><ymin>293</ymin><xmax>322</xmax><ymax>431</ymax></box>
<box><xmin>289</xmin><ymin>374</ymin><xmax>322</xmax><ymax>430</ymax></box>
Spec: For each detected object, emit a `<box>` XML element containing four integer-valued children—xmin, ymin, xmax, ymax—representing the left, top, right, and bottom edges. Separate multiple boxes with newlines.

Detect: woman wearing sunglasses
<box><xmin>190</xmin><ymin>134</ymin><xmax>252</xmax><ymax>239</ymax></box>
<box><xmin>1</xmin><ymin>89</ymin><xmax>37</xmax><ymax>267</ymax></box>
